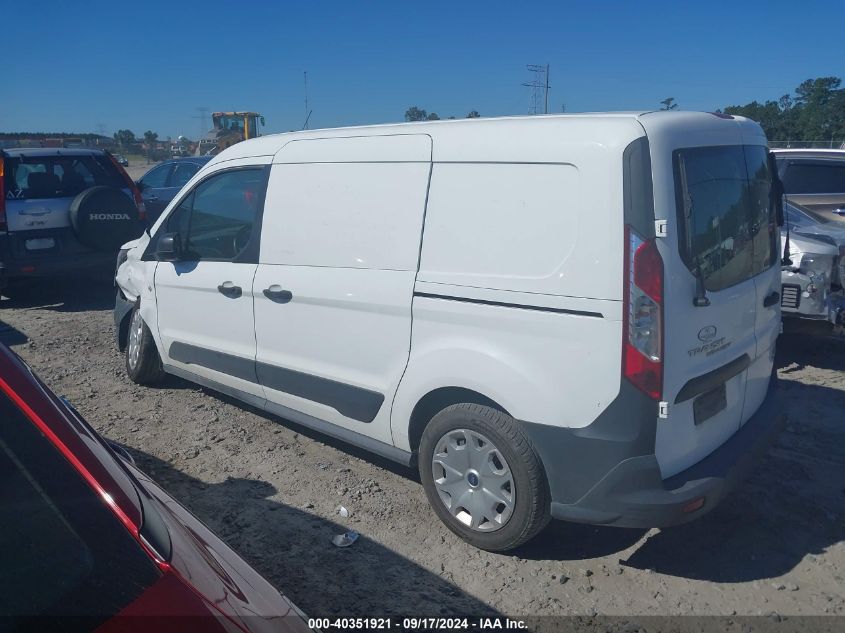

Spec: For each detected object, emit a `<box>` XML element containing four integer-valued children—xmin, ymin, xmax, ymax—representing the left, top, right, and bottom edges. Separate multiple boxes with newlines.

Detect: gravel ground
<box><xmin>1</xmin><ymin>277</ymin><xmax>843</xmax><ymax>622</ymax></box>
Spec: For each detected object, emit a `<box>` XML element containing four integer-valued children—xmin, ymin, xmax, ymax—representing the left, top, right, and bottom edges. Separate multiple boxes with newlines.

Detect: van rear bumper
<box><xmin>526</xmin><ymin>380</ymin><xmax>785</xmax><ymax>528</ymax></box>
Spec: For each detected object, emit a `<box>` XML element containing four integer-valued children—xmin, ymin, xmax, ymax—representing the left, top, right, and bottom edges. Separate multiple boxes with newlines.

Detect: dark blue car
<box><xmin>136</xmin><ymin>156</ymin><xmax>213</xmax><ymax>225</ymax></box>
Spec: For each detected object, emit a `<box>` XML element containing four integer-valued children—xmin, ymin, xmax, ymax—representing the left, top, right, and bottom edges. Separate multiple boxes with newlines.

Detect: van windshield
<box><xmin>673</xmin><ymin>145</ymin><xmax>776</xmax><ymax>291</ymax></box>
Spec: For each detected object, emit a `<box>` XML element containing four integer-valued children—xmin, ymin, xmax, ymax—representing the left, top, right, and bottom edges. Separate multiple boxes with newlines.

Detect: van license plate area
<box><xmin>694</xmin><ymin>383</ymin><xmax>726</xmax><ymax>425</ymax></box>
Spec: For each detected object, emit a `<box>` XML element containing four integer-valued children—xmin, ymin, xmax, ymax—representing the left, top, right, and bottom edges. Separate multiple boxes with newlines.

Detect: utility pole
<box><xmin>303</xmin><ymin>71</ymin><xmax>310</xmax><ymax>129</ymax></box>
<box><xmin>544</xmin><ymin>64</ymin><xmax>550</xmax><ymax>115</ymax></box>
<box><xmin>193</xmin><ymin>107</ymin><xmax>209</xmax><ymax>139</ymax></box>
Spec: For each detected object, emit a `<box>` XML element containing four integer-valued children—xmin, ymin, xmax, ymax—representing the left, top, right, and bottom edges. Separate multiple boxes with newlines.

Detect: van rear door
<box><xmin>650</xmin><ymin>139</ymin><xmax>776</xmax><ymax>478</ymax></box>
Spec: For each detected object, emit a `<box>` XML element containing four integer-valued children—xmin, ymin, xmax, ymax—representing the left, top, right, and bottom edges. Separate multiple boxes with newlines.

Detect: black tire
<box><xmin>70</xmin><ymin>186</ymin><xmax>141</xmax><ymax>252</ymax></box>
<box><xmin>125</xmin><ymin>306</ymin><xmax>165</xmax><ymax>385</ymax></box>
<box><xmin>418</xmin><ymin>403</ymin><xmax>551</xmax><ymax>551</ymax></box>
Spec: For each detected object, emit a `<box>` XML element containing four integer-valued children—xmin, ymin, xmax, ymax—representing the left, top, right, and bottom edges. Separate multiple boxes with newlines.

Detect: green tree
<box><xmin>113</xmin><ymin>129</ymin><xmax>136</xmax><ymax>149</ymax></box>
<box><xmin>426</xmin><ymin>112</ymin><xmax>440</xmax><ymax>121</ymax></box>
<box><xmin>723</xmin><ymin>77</ymin><xmax>845</xmax><ymax>146</ymax></box>
<box><xmin>466</xmin><ymin>110</ymin><xmax>481</xmax><ymax>118</ymax></box>
<box><xmin>405</xmin><ymin>106</ymin><xmax>428</xmax><ymax>122</ymax></box>
<box><xmin>143</xmin><ymin>131</ymin><xmax>159</xmax><ymax>163</ymax></box>
<box><xmin>660</xmin><ymin>97</ymin><xmax>678</xmax><ymax>111</ymax></box>
<box><xmin>793</xmin><ymin>77</ymin><xmax>844</xmax><ymax>142</ymax></box>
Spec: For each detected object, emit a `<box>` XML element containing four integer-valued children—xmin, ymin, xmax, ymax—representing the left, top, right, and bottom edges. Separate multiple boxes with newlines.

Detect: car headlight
<box><xmin>115</xmin><ymin>248</ymin><xmax>129</xmax><ymax>277</ymax></box>
<box><xmin>799</xmin><ymin>253</ymin><xmax>833</xmax><ymax>283</ymax></box>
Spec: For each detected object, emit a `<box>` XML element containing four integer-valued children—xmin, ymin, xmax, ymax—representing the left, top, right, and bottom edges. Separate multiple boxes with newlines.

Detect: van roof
<box><xmin>211</xmin><ymin>110</ymin><xmax>759</xmax><ymax>164</ymax></box>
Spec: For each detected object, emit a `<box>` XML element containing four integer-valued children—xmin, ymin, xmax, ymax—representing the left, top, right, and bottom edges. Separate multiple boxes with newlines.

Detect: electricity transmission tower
<box><xmin>522</xmin><ymin>64</ymin><xmax>550</xmax><ymax>114</ymax></box>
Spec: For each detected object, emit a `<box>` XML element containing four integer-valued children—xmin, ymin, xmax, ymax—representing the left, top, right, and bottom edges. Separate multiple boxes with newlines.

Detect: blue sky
<box><xmin>3</xmin><ymin>0</ymin><xmax>842</xmax><ymax>139</ymax></box>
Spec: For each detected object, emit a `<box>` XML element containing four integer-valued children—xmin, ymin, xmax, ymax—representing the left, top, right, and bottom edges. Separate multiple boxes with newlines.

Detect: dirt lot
<box><xmin>1</xmin><ymin>277</ymin><xmax>843</xmax><ymax>622</ymax></box>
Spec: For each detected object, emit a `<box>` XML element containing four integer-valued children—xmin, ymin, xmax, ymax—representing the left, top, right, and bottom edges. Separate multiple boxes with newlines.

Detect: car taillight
<box><xmin>0</xmin><ymin>155</ymin><xmax>6</xmax><ymax>230</ymax></box>
<box><xmin>623</xmin><ymin>225</ymin><xmax>663</xmax><ymax>400</ymax></box>
<box><xmin>107</xmin><ymin>151</ymin><xmax>146</xmax><ymax>221</ymax></box>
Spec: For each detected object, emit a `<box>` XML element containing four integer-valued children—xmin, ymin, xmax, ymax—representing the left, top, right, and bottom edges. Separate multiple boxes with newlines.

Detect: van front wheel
<box><xmin>125</xmin><ymin>306</ymin><xmax>165</xmax><ymax>385</ymax></box>
<box><xmin>418</xmin><ymin>403</ymin><xmax>550</xmax><ymax>551</ymax></box>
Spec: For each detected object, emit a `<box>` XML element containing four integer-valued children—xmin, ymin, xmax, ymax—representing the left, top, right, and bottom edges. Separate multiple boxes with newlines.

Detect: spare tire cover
<box><xmin>70</xmin><ymin>186</ymin><xmax>140</xmax><ymax>251</ymax></box>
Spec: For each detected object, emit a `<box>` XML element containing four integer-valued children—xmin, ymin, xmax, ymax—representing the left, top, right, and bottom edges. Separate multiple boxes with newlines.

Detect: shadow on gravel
<box><xmin>0</xmin><ymin>321</ymin><xmax>28</xmax><ymax>346</ymax></box>
<box><xmin>124</xmin><ymin>447</ymin><xmax>497</xmax><ymax>618</ymax></box>
<box><xmin>0</xmin><ymin>275</ymin><xmax>115</xmax><ymax>312</ymax></box>
<box><xmin>777</xmin><ymin>331</ymin><xmax>845</xmax><ymax>373</ymax></box>
<box><xmin>518</xmin><ymin>523</ymin><xmax>645</xmax><ymax>562</ymax></box>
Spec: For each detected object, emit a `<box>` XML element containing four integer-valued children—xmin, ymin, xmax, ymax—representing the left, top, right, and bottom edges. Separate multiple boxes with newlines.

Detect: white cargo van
<box><xmin>115</xmin><ymin>112</ymin><xmax>786</xmax><ymax>551</ymax></box>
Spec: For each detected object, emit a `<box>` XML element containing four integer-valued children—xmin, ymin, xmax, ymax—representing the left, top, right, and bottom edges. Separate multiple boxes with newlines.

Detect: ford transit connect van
<box><xmin>115</xmin><ymin>112</ymin><xmax>786</xmax><ymax>551</ymax></box>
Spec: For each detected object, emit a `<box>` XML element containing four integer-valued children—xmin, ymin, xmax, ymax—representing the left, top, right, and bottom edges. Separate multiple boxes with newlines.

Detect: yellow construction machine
<box><xmin>196</xmin><ymin>111</ymin><xmax>265</xmax><ymax>155</ymax></box>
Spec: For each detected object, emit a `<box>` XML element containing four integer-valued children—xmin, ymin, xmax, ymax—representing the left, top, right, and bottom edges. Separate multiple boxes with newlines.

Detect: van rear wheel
<box><xmin>418</xmin><ymin>403</ymin><xmax>550</xmax><ymax>551</ymax></box>
<box><xmin>125</xmin><ymin>306</ymin><xmax>165</xmax><ymax>385</ymax></box>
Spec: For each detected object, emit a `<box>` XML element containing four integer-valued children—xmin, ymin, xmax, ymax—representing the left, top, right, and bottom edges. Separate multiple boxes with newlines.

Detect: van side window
<box><xmin>165</xmin><ymin>168</ymin><xmax>265</xmax><ymax>262</ymax></box>
<box><xmin>166</xmin><ymin>191</ymin><xmax>193</xmax><ymax>240</ymax></box>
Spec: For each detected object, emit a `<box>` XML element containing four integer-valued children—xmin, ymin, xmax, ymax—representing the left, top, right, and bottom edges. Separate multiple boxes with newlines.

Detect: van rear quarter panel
<box><xmin>392</xmin><ymin>118</ymin><xmax>645</xmax><ymax>449</ymax></box>
<box><xmin>418</xmin><ymin>117</ymin><xmax>646</xmax><ymax>301</ymax></box>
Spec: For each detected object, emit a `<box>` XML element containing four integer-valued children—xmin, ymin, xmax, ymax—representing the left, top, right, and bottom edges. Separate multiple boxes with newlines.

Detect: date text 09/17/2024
<box><xmin>307</xmin><ymin>617</ymin><xmax>528</xmax><ymax>630</ymax></box>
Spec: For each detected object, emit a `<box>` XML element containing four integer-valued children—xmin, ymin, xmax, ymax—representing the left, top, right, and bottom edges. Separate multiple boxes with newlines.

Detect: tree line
<box><xmin>721</xmin><ymin>77</ymin><xmax>844</xmax><ymax>145</ymax></box>
<box><xmin>662</xmin><ymin>77</ymin><xmax>845</xmax><ymax>145</ymax></box>
<box><xmin>405</xmin><ymin>76</ymin><xmax>845</xmax><ymax>147</ymax></box>
<box><xmin>113</xmin><ymin>129</ymin><xmax>160</xmax><ymax>148</ymax></box>
<box><xmin>405</xmin><ymin>107</ymin><xmax>480</xmax><ymax>121</ymax></box>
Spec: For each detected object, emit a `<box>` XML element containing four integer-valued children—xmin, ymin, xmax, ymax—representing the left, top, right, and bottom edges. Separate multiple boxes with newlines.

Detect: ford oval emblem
<box><xmin>698</xmin><ymin>326</ymin><xmax>718</xmax><ymax>342</ymax></box>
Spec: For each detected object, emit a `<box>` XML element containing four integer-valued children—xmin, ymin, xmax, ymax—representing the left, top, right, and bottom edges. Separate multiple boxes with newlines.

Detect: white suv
<box><xmin>115</xmin><ymin>112</ymin><xmax>786</xmax><ymax>551</ymax></box>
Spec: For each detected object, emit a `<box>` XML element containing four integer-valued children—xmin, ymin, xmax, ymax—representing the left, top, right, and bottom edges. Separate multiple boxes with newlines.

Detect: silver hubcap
<box><xmin>431</xmin><ymin>429</ymin><xmax>515</xmax><ymax>532</ymax></box>
<box><xmin>127</xmin><ymin>310</ymin><xmax>143</xmax><ymax>369</ymax></box>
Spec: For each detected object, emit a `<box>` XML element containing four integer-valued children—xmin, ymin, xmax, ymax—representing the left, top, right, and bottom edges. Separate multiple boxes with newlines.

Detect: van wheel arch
<box><xmin>408</xmin><ymin>387</ymin><xmax>508</xmax><ymax>453</ymax></box>
<box><xmin>116</xmin><ymin>294</ymin><xmax>138</xmax><ymax>352</ymax></box>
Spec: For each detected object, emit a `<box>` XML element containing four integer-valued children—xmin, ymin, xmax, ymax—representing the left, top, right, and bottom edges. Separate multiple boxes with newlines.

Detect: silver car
<box><xmin>0</xmin><ymin>148</ymin><xmax>144</xmax><ymax>292</ymax></box>
<box><xmin>780</xmin><ymin>202</ymin><xmax>845</xmax><ymax>328</ymax></box>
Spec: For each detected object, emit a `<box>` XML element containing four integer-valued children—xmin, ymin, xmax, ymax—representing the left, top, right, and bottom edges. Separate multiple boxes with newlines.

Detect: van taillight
<box><xmin>0</xmin><ymin>156</ymin><xmax>6</xmax><ymax>230</ymax></box>
<box><xmin>623</xmin><ymin>225</ymin><xmax>663</xmax><ymax>400</ymax></box>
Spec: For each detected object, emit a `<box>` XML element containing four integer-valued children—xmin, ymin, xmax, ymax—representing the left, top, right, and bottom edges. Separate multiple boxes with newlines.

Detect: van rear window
<box><xmin>4</xmin><ymin>154</ymin><xmax>125</xmax><ymax>200</ymax></box>
<box><xmin>673</xmin><ymin>145</ymin><xmax>775</xmax><ymax>292</ymax></box>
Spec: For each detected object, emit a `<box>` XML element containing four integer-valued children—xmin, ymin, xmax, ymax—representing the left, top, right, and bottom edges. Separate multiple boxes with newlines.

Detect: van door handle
<box><xmin>263</xmin><ymin>285</ymin><xmax>293</xmax><ymax>303</ymax></box>
<box><xmin>763</xmin><ymin>291</ymin><xmax>780</xmax><ymax>307</ymax></box>
<box><xmin>217</xmin><ymin>282</ymin><xmax>242</xmax><ymax>298</ymax></box>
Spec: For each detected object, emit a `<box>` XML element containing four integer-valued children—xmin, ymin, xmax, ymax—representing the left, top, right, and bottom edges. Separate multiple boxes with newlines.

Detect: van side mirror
<box><xmin>156</xmin><ymin>232</ymin><xmax>181</xmax><ymax>262</ymax></box>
